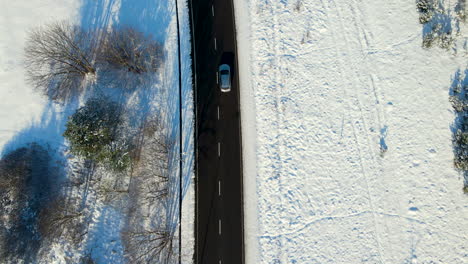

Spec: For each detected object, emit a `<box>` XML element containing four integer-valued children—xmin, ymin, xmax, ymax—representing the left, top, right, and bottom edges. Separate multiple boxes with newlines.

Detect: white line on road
<box><xmin>219</xmin><ymin>219</ymin><xmax>222</xmax><ymax>235</ymax></box>
<box><xmin>212</xmin><ymin>5</ymin><xmax>214</xmax><ymax>16</ymax></box>
<box><xmin>216</xmin><ymin>71</ymin><xmax>219</xmax><ymax>84</ymax></box>
<box><xmin>218</xmin><ymin>180</ymin><xmax>221</xmax><ymax>196</ymax></box>
<box><xmin>217</xmin><ymin>105</ymin><xmax>220</xmax><ymax>120</ymax></box>
<box><xmin>214</xmin><ymin>37</ymin><xmax>217</xmax><ymax>50</ymax></box>
<box><xmin>218</xmin><ymin>142</ymin><xmax>221</xmax><ymax>157</ymax></box>
<box><xmin>219</xmin><ymin>260</ymin><xmax>222</xmax><ymax>264</ymax></box>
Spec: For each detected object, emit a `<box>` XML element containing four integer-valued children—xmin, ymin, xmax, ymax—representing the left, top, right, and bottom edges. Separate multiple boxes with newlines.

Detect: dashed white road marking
<box><xmin>218</xmin><ymin>180</ymin><xmax>221</xmax><ymax>196</ymax></box>
<box><xmin>212</xmin><ymin>5</ymin><xmax>214</xmax><ymax>16</ymax></box>
<box><xmin>214</xmin><ymin>37</ymin><xmax>217</xmax><ymax>50</ymax></box>
<box><xmin>218</xmin><ymin>142</ymin><xmax>221</xmax><ymax>157</ymax></box>
<box><xmin>217</xmin><ymin>105</ymin><xmax>220</xmax><ymax>120</ymax></box>
<box><xmin>216</xmin><ymin>71</ymin><xmax>219</xmax><ymax>84</ymax></box>
<box><xmin>219</xmin><ymin>219</ymin><xmax>222</xmax><ymax>235</ymax></box>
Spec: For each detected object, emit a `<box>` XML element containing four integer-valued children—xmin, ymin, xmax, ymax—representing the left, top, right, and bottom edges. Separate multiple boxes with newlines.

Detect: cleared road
<box><xmin>189</xmin><ymin>0</ymin><xmax>244</xmax><ymax>263</ymax></box>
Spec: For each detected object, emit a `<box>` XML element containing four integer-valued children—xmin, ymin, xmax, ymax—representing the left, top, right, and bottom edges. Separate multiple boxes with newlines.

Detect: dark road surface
<box><xmin>189</xmin><ymin>0</ymin><xmax>244</xmax><ymax>263</ymax></box>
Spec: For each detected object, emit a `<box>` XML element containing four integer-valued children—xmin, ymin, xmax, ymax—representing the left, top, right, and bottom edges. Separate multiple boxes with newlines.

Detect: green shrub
<box><xmin>454</xmin><ymin>157</ymin><xmax>468</xmax><ymax>170</ymax></box>
<box><xmin>453</xmin><ymin>130</ymin><xmax>468</xmax><ymax>170</ymax></box>
<box><xmin>99</xmin><ymin>141</ymin><xmax>132</xmax><ymax>172</ymax></box>
<box><xmin>64</xmin><ymin>98</ymin><xmax>132</xmax><ymax>171</ymax></box>
<box><xmin>455</xmin><ymin>131</ymin><xmax>468</xmax><ymax>145</ymax></box>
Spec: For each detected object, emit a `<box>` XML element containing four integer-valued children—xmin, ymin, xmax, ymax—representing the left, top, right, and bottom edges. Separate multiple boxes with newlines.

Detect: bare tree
<box><xmin>0</xmin><ymin>143</ymin><xmax>58</xmax><ymax>262</ymax></box>
<box><xmin>24</xmin><ymin>22</ymin><xmax>97</xmax><ymax>101</ymax></box>
<box><xmin>95</xmin><ymin>177</ymin><xmax>131</xmax><ymax>204</ymax></box>
<box><xmin>119</xmin><ymin>113</ymin><xmax>177</xmax><ymax>263</ymax></box>
<box><xmin>130</xmin><ymin>118</ymin><xmax>172</xmax><ymax>206</ymax></box>
<box><xmin>0</xmin><ymin>151</ymin><xmax>28</xmax><ymax>231</ymax></box>
<box><xmin>98</xmin><ymin>27</ymin><xmax>162</xmax><ymax>75</ymax></box>
<box><xmin>122</xmin><ymin>226</ymin><xmax>174</xmax><ymax>264</ymax></box>
<box><xmin>0</xmin><ymin>144</ymin><xmax>50</xmax><ymax>211</ymax></box>
<box><xmin>38</xmin><ymin>196</ymin><xmax>86</xmax><ymax>245</ymax></box>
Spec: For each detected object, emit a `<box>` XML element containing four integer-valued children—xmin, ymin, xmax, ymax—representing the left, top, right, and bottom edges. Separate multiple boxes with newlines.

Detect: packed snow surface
<box><xmin>234</xmin><ymin>0</ymin><xmax>468</xmax><ymax>263</ymax></box>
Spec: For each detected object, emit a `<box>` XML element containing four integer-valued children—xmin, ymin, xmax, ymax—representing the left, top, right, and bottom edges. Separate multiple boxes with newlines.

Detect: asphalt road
<box><xmin>189</xmin><ymin>0</ymin><xmax>244</xmax><ymax>263</ymax></box>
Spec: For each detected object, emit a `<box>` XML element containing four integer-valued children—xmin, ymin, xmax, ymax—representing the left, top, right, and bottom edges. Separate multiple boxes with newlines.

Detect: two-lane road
<box><xmin>189</xmin><ymin>0</ymin><xmax>244</xmax><ymax>263</ymax></box>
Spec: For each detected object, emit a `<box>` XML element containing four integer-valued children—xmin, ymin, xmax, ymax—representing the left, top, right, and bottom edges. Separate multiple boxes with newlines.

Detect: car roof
<box><xmin>219</xmin><ymin>64</ymin><xmax>230</xmax><ymax>71</ymax></box>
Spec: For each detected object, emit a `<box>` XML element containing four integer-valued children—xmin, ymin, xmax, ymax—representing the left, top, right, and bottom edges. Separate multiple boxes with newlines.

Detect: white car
<box><xmin>218</xmin><ymin>64</ymin><xmax>231</xmax><ymax>92</ymax></box>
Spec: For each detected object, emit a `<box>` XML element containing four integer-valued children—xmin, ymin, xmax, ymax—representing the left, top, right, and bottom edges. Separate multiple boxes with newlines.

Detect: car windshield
<box><xmin>220</xmin><ymin>70</ymin><xmax>229</xmax><ymax>75</ymax></box>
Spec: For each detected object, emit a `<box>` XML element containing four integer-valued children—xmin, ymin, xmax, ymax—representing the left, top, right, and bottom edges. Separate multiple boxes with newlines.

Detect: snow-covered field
<box><xmin>0</xmin><ymin>0</ymin><xmax>194</xmax><ymax>263</ymax></box>
<box><xmin>0</xmin><ymin>0</ymin><xmax>81</xmax><ymax>149</ymax></box>
<box><xmin>234</xmin><ymin>0</ymin><xmax>468</xmax><ymax>263</ymax></box>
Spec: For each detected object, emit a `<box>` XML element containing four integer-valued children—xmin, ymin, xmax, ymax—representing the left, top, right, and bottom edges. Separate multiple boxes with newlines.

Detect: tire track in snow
<box><xmin>259</xmin><ymin>210</ymin><xmax>427</xmax><ymax>239</ymax></box>
<box><xmin>271</xmin><ymin>0</ymin><xmax>287</xmax><ymax>261</ymax></box>
<box><xmin>348</xmin><ymin>0</ymin><xmax>388</xmax><ymax>161</ymax></box>
<box><xmin>253</xmin><ymin>0</ymin><xmax>287</xmax><ymax>261</ymax></box>
<box><xmin>338</xmin><ymin>2</ymin><xmax>389</xmax><ymax>263</ymax></box>
<box><xmin>346</xmin><ymin>2</ymin><xmax>412</xmax><ymax>260</ymax></box>
<box><xmin>347</xmin><ymin>1</ymin><xmax>414</xmax><ymax>261</ymax></box>
<box><xmin>324</xmin><ymin>0</ymin><xmax>387</xmax><ymax>262</ymax></box>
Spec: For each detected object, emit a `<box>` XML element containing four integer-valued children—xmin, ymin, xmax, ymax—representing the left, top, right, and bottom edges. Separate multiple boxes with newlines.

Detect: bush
<box><xmin>64</xmin><ymin>98</ymin><xmax>132</xmax><ymax>171</ymax></box>
<box><xmin>453</xmin><ymin>129</ymin><xmax>468</xmax><ymax>170</ymax></box>
<box><xmin>450</xmin><ymin>69</ymin><xmax>468</xmax><ymax>193</ymax></box>
<box><xmin>99</xmin><ymin>141</ymin><xmax>133</xmax><ymax>172</ymax></box>
<box><xmin>449</xmin><ymin>96</ymin><xmax>468</xmax><ymax>112</ymax></box>
<box><xmin>416</xmin><ymin>0</ymin><xmax>435</xmax><ymax>23</ymax></box>
<box><xmin>422</xmin><ymin>24</ymin><xmax>454</xmax><ymax>50</ymax></box>
<box><xmin>98</xmin><ymin>27</ymin><xmax>162</xmax><ymax>74</ymax></box>
<box><xmin>454</xmin><ymin>156</ymin><xmax>468</xmax><ymax>170</ymax></box>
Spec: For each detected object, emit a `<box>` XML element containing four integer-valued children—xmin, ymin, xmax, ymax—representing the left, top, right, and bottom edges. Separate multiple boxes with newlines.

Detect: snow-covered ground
<box><xmin>177</xmin><ymin>0</ymin><xmax>196</xmax><ymax>261</ymax></box>
<box><xmin>0</xmin><ymin>0</ymin><xmax>194</xmax><ymax>263</ymax></box>
<box><xmin>0</xmin><ymin>0</ymin><xmax>81</xmax><ymax>150</ymax></box>
<box><xmin>234</xmin><ymin>0</ymin><xmax>468</xmax><ymax>263</ymax></box>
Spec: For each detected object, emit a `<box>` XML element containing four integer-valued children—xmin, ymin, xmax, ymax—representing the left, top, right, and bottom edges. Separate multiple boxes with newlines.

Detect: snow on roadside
<box><xmin>177</xmin><ymin>0</ymin><xmax>196</xmax><ymax>262</ymax></box>
<box><xmin>231</xmin><ymin>0</ymin><xmax>260</xmax><ymax>262</ymax></box>
<box><xmin>234</xmin><ymin>0</ymin><xmax>468</xmax><ymax>263</ymax></box>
